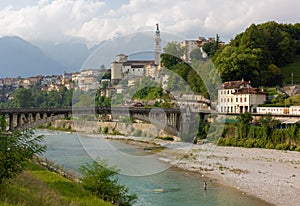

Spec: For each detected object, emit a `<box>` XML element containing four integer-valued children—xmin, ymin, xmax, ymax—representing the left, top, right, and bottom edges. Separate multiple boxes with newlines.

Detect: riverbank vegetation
<box><xmin>37</xmin><ymin>121</ymin><xmax>76</xmax><ymax>132</ymax></box>
<box><xmin>218</xmin><ymin>113</ymin><xmax>300</xmax><ymax>151</ymax></box>
<box><xmin>79</xmin><ymin>159</ymin><xmax>137</xmax><ymax>206</ymax></box>
<box><xmin>0</xmin><ymin>161</ymin><xmax>113</xmax><ymax>206</ymax></box>
<box><xmin>0</xmin><ymin>115</ymin><xmax>45</xmax><ymax>184</ymax></box>
<box><xmin>0</xmin><ymin>113</ymin><xmax>137</xmax><ymax>206</ymax></box>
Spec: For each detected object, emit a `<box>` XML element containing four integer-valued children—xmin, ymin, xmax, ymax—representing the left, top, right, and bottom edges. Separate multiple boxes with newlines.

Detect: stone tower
<box><xmin>154</xmin><ymin>23</ymin><xmax>161</xmax><ymax>66</ymax></box>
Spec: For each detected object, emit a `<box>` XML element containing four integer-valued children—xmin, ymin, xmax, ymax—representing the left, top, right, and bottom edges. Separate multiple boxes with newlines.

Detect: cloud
<box><xmin>0</xmin><ymin>0</ymin><xmax>105</xmax><ymax>42</ymax></box>
<box><xmin>0</xmin><ymin>0</ymin><xmax>299</xmax><ymax>46</ymax></box>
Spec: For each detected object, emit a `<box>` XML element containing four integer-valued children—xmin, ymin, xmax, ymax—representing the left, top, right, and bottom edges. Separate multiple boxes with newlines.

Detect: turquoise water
<box><xmin>41</xmin><ymin>131</ymin><xmax>272</xmax><ymax>206</ymax></box>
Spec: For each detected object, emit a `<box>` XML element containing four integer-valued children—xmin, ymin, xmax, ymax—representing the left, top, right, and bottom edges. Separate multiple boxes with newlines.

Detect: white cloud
<box><xmin>0</xmin><ymin>0</ymin><xmax>299</xmax><ymax>46</ymax></box>
<box><xmin>0</xmin><ymin>0</ymin><xmax>105</xmax><ymax>42</ymax></box>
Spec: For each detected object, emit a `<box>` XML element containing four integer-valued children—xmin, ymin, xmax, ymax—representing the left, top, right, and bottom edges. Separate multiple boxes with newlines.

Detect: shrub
<box><xmin>102</xmin><ymin>127</ymin><xmax>109</xmax><ymax>134</ymax></box>
<box><xmin>133</xmin><ymin>129</ymin><xmax>142</xmax><ymax>137</ymax></box>
<box><xmin>46</xmin><ymin>122</ymin><xmax>52</xmax><ymax>128</ymax></box>
<box><xmin>156</xmin><ymin>136</ymin><xmax>174</xmax><ymax>141</ymax></box>
<box><xmin>244</xmin><ymin>138</ymin><xmax>255</xmax><ymax>148</ymax></box>
<box><xmin>0</xmin><ymin>128</ymin><xmax>45</xmax><ymax>184</ymax></box>
<box><xmin>265</xmin><ymin>142</ymin><xmax>275</xmax><ymax>149</ymax></box>
<box><xmin>79</xmin><ymin>159</ymin><xmax>137</xmax><ymax>205</ymax></box>
<box><xmin>295</xmin><ymin>146</ymin><xmax>300</xmax><ymax>152</ymax></box>
<box><xmin>275</xmin><ymin>143</ymin><xmax>289</xmax><ymax>150</ymax></box>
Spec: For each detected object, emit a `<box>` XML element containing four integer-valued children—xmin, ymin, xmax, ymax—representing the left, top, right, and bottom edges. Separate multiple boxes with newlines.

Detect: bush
<box><xmin>79</xmin><ymin>159</ymin><xmax>137</xmax><ymax>206</ymax></box>
<box><xmin>265</xmin><ymin>142</ymin><xmax>275</xmax><ymax>149</ymax></box>
<box><xmin>244</xmin><ymin>138</ymin><xmax>255</xmax><ymax>148</ymax></box>
<box><xmin>156</xmin><ymin>136</ymin><xmax>174</xmax><ymax>141</ymax></box>
<box><xmin>102</xmin><ymin>127</ymin><xmax>109</xmax><ymax>134</ymax></box>
<box><xmin>0</xmin><ymin>128</ymin><xmax>45</xmax><ymax>184</ymax></box>
<box><xmin>133</xmin><ymin>129</ymin><xmax>142</xmax><ymax>137</ymax></box>
<box><xmin>295</xmin><ymin>146</ymin><xmax>300</xmax><ymax>152</ymax></box>
<box><xmin>275</xmin><ymin>143</ymin><xmax>289</xmax><ymax>150</ymax></box>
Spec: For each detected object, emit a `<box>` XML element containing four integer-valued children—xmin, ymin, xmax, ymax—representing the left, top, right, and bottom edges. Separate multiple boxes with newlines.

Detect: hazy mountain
<box><xmin>37</xmin><ymin>41</ymin><xmax>94</xmax><ymax>71</ymax></box>
<box><xmin>0</xmin><ymin>36</ymin><xmax>66</xmax><ymax>78</ymax></box>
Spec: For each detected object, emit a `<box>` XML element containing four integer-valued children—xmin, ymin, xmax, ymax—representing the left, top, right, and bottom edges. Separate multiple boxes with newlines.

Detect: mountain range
<box><xmin>0</xmin><ymin>36</ymin><xmax>95</xmax><ymax>78</ymax></box>
<box><xmin>0</xmin><ymin>32</ymin><xmax>169</xmax><ymax>78</ymax></box>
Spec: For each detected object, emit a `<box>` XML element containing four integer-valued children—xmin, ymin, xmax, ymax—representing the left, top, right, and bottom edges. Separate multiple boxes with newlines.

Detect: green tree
<box><xmin>213</xmin><ymin>21</ymin><xmax>298</xmax><ymax>87</ymax></box>
<box><xmin>79</xmin><ymin>159</ymin><xmax>137</xmax><ymax>206</ymax></box>
<box><xmin>163</xmin><ymin>41</ymin><xmax>187</xmax><ymax>59</ymax></box>
<box><xmin>0</xmin><ymin>116</ymin><xmax>45</xmax><ymax>184</ymax></box>
<box><xmin>13</xmin><ymin>88</ymin><xmax>34</xmax><ymax>107</ymax></box>
<box><xmin>75</xmin><ymin>93</ymin><xmax>94</xmax><ymax>107</ymax></box>
<box><xmin>236</xmin><ymin>112</ymin><xmax>253</xmax><ymax>138</ymax></box>
<box><xmin>202</xmin><ymin>34</ymin><xmax>222</xmax><ymax>57</ymax></box>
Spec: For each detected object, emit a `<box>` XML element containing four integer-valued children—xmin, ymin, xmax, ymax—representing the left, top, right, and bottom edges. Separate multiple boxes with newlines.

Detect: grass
<box><xmin>282</xmin><ymin>55</ymin><xmax>300</xmax><ymax>84</ymax></box>
<box><xmin>0</xmin><ymin>162</ymin><xmax>113</xmax><ymax>206</ymax></box>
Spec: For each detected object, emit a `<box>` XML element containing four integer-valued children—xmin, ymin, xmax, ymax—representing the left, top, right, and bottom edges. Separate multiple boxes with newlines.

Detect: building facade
<box><xmin>218</xmin><ymin>80</ymin><xmax>266</xmax><ymax>113</ymax></box>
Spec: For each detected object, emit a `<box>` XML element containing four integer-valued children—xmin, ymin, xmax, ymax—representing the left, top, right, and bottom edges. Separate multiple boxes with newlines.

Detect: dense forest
<box><xmin>211</xmin><ymin>21</ymin><xmax>300</xmax><ymax>87</ymax></box>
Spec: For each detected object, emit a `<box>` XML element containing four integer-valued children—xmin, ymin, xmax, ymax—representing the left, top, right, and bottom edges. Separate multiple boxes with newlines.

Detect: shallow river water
<box><xmin>40</xmin><ymin>130</ymin><xmax>272</xmax><ymax>206</ymax></box>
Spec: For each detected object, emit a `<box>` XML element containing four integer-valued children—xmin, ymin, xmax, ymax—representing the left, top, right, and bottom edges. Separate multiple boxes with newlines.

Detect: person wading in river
<box><xmin>203</xmin><ymin>180</ymin><xmax>207</xmax><ymax>191</ymax></box>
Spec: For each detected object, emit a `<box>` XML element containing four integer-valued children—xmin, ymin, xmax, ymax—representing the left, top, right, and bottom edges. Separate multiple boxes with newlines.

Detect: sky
<box><xmin>0</xmin><ymin>0</ymin><xmax>299</xmax><ymax>46</ymax></box>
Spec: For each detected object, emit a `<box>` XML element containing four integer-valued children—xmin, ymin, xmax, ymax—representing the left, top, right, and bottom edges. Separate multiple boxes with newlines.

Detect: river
<box><xmin>40</xmin><ymin>130</ymin><xmax>272</xmax><ymax>206</ymax></box>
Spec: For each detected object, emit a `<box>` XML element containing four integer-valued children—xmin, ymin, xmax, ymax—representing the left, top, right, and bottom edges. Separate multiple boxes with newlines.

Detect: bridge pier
<box><xmin>17</xmin><ymin>113</ymin><xmax>22</xmax><ymax>129</ymax></box>
<box><xmin>9</xmin><ymin>114</ymin><xmax>14</xmax><ymax>131</ymax></box>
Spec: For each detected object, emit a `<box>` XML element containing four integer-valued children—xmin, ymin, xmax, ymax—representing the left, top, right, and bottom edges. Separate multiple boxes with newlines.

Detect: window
<box><xmin>244</xmin><ymin>97</ymin><xmax>247</xmax><ymax>102</ymax></box>
<box><xmin>240</xmin><ymin>98</ymin><xmax>242</xmax><ymax>102</ymax></box>
<box><xmin>236</xmin><ymin>98</ymin><xmax>238</xmax><ymax>102</ymax></box>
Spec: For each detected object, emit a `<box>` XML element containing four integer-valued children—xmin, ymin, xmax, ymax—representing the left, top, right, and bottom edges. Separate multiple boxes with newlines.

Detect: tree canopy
<box><xmin>212</xmin><ymin>21</ymin><xmax>300</xmax><ymax>87</ymax></box>
<box><xmin>0</xmin><ymin>116</ymin><xmax>45</xmax><ymax>184</ymax></box>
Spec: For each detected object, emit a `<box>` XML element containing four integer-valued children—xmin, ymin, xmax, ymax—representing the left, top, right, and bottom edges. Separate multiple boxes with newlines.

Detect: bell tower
<box><xmin>154</xmin><ymin>23</ymin><xmax>161</xmax><ymax>66</ymax></box>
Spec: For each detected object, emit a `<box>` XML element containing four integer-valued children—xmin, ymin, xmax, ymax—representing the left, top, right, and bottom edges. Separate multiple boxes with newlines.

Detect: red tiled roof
<box><xmin>234</xmin><ymin>87</ymin><xmax>266</xmax><ymax>95</ymax></box>
<box><xmin>220</xmin><ymin>80</ymin><xmax>251</xmax><ymax>89</ymax></box>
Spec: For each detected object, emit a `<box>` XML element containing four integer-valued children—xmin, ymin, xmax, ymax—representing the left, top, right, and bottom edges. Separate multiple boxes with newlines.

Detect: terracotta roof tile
<box><xmin>234</xmin><ymin>87</ymin><xmax>266</xmax><ymax>95</ymax></box>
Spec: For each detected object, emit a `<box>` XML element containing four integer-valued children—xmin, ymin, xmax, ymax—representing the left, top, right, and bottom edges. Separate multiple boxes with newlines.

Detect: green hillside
<box><xmin>282</xmin><ymin>55</ymin><xmax>300</xmax><ymax>84</ymax></box>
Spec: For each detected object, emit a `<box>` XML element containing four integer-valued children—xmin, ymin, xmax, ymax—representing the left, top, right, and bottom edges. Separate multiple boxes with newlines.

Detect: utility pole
<box><xmin>291</xmin><ymin>72</ymin><xmax>294</xmax><ymax>85</ymax></box>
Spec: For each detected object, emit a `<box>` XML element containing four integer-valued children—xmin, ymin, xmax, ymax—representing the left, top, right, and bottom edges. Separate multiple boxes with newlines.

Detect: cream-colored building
<box><xmin>218</xmin><ymin>80</ymin><xmax>266</xmax><ymax>113</ymax></box>
<box><xmin>111</xmin><ymin>54</ymin><xmax>155</xmax><ymax>86</ymax></box>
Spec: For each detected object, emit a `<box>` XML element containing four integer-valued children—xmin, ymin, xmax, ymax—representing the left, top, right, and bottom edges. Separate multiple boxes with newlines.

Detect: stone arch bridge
<box><xmin>0</xmin><ymin>107</ymin><xmax>211</xmax><ymax>136</ymax></box>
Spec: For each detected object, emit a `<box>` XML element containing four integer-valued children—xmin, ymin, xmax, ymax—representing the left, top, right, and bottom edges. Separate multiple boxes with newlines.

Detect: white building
<box><xmin>180</xmin><ymin>40</ymin><xmax>199</xmax><ymax>63</ymax></box>
<box><xmin>111</xmin><ymin>54</ymin><xmax>155</xmax><ymax>86</ymax></box>
<box><xmin>218</xmin><ymin>80</ymin><xmax>266</xmax><ymax>113</ymax></box>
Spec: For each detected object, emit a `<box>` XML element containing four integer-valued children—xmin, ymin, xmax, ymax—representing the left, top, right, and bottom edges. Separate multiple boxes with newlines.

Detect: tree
<box><xmin>13</xmin><ymin>88</ymin><xmax>34</xmax><ymax>108</ymax></box>
<box><xmin>163</xmin><ymin>41</ymin><xmax>187</xmax><ymax>59</ymax></box>
<box><xmin>213</xmin><ymin>21</ymin><xmax>298</xmax><ymax>87</ymax></box>
<box><xmin>0</xmin><ymin>115</ymin><xmax>45</xmax><ymax>184</ymax></box>
<box><xmin>236</xmin><ymin>112</ymin><xmax>253</xmax><ymax>138</ymax></box>
<box><xmin>202</xmin><ymin>34</ymin><xmax>222</xmax><ymax>57</ymax></box>
<box><xmin>79</xmin><ymin>159</ymin><xmax>137</xmax><ymax>206</ymax></box>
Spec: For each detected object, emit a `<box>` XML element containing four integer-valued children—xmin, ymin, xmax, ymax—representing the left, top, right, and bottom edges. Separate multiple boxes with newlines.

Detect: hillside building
<box><xmin>111</xmin><ymin>24</ymin><xmax>161</xmax><ymax>86</ymax></box>
<box><xmin>218</xmin><ymin>80</ymin><xmax>266</xmax><ymax>113</ymax></box>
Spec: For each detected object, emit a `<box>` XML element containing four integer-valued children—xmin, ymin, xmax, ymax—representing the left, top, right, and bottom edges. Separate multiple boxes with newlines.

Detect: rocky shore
<box><xmin>105</xmin><ymin>135</ymin><xmax>300</xmax><ymax>206</ymax></box>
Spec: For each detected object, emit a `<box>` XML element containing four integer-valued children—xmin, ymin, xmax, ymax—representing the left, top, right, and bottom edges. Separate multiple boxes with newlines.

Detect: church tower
<box><xmin>154</xmin><ymin>23</ymin><xmax>161</xmax><ymax>66</ymax></box>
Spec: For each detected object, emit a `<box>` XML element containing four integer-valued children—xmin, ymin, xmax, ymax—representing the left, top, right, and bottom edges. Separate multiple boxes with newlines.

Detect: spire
<box><xmin>156</xmin><ymin>23</ymin><xmax>160</xmax><ymax>34</ymax></box>
<box><xmin>154</xmin><ymin>23</ymin><xmax>161</xmax><ymax>66</ymax></box>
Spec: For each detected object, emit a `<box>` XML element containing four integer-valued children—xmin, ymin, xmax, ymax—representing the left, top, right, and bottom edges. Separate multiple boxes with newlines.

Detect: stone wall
<box><xmin>51</xmin><ymin>120</ymin><xmax>172</xmax><ymax>138</ymax></box>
